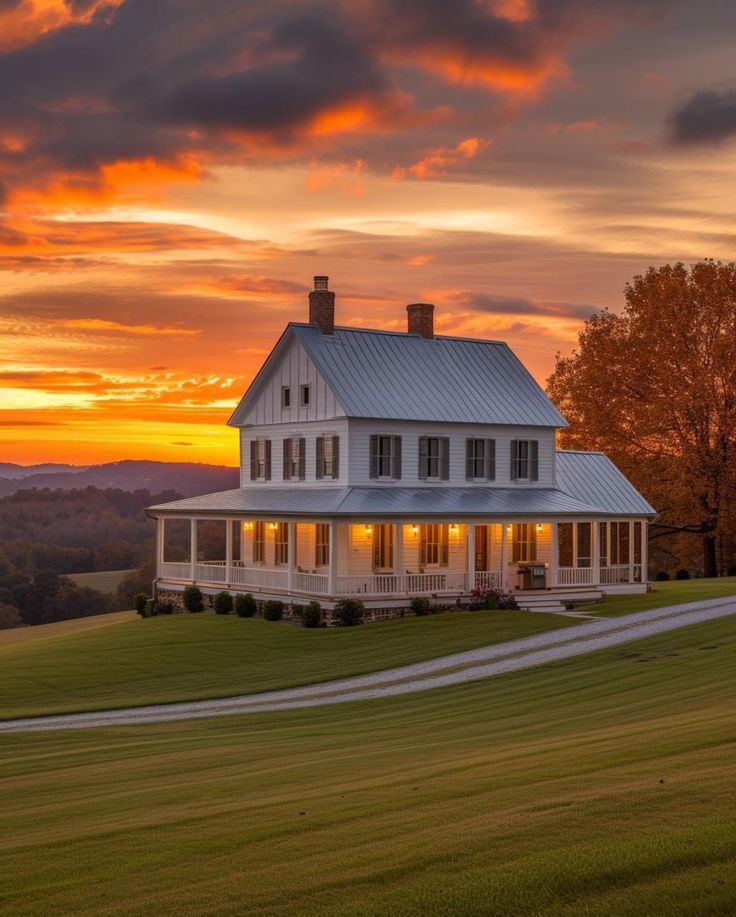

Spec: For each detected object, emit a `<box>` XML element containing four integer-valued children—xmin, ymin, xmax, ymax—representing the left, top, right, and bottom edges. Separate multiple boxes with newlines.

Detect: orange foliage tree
<box><xmin>547</xmin><ymin>261</ymin><xmax>736</xmax><ymax>577</ymax></box>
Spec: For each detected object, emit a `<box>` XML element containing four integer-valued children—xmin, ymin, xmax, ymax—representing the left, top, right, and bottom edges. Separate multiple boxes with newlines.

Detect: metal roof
<box><xmin>229</xmin><ymin>323</ymin><xmax>568</xmax><ymax>427</ymax></box>
<box><xmin>149</xmin><ymin>451</ymin><xmax>655</xmax><ymax>517</ymax></box>
<box><xmin>555</xmin><ymin>450</ymin><xmax>656</xmax><ymax>516</ymax></box>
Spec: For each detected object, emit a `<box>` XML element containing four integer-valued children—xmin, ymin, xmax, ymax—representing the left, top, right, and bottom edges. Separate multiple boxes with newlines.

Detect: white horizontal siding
<box><xmin>347</xmin><ymin>419</ymin><xmax>557</xmax><ymax>488</ymax></box>
<box><xmin>239</xmin><ymin>338</ymin><xmax>343</xmax><ymax>427</ymax></box>
<box><xmin>239</xmin><ymin>419</ymin><xmax>349</xmax><ymax>487</ymax></box>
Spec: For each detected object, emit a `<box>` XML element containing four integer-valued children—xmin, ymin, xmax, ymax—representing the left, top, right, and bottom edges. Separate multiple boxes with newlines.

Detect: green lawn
<box><xmin>65</xmin><ymin>569</ymin><xmax>135</xmax><ymax>594</ymax></box>
<box><xmin>0</xmin><ymin>610</ymin><xmax>576</xmax><ymax>719</ymax></box>
<box><xmin>579</xmin><ymin>575</ymin><xmax>736</xmax><ymax>616</ymax></box>
<box><xmin>1</xmin><ymin>615</ymin><xmax>734</xmax><ymax>916</ymax></box>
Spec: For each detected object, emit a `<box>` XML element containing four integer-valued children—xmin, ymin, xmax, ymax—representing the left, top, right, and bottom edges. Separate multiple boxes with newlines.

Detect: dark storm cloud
<box><xmin>452</xmin><ymin>291</ymin><xmax>600</xmax><ymax>320</ymax></box>
<box><xmin>670</xmin><ymin>87</ymin><xmax>736</xmax><ymax>144</ymax></box>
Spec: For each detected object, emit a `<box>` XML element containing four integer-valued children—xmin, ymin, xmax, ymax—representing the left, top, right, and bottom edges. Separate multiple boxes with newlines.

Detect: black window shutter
<box><xmin>331</xmin><ymin>435</ymin><xmax>339</xmax><ymax>479</ymax></box>
<box><xmin>512</xmin><ymin>525</ymin><xmax>519</xmax><ymax>563</ymax></box>
<box><xmin>419</xmin><ymin>526</ymin><xmax>427</xmax><ymax>567</ymax></box>
<box><xmin>392</xmin><ymin>436</ymin><xmax>402</xmax><ymax>479</ymax></box>
<box><xmin>465</xmin><ymin>439</ymin><xmax>474</xmax><ymax>480</ymax></box>
<box><xmin>265</xmin><ymin>439</ymin><xmax>272</xmax><ymax>480</ymax></box>
<box><xmin>372</xmin><ymin>529</ymin><xmax>380</xmax><ymax>569</ymax></box>
<box><xmin>510</xmin><ymin>440</ymin><xmax>519</xmax><ymax>480</ymax></box>
<box><xmin>418</xmin><ymin>437</ymin><xmax>428</xmax><ymax>480</ymax></box>
<box><xmin>441</xmin><ymin>525</ymin><xmax>449</xmax><ymax>566</ymax></box>
<box><xmin>486</xmin><ymin>439</ymin><xmax>495</xmax><ymax>480</ymax></box>
<box><xmin>316</xmin><ymin>436</ymin><xmax>324</xmax><ymax>480</ymax></box>
<box><xmin>369</xmin><ymin>435</ymin><xmax>379</xmax><ymax>479</ymax></box>
<box><xmin>250</xmin><ymin>440</ymin><xmax>257</xmax><ymax>481</ymax></box>
<box><xmin>298</xmin><ymin>438</ymin><xmax>306</xmax><ymax>480</ymax></box>
<box><xmin>530</xmin><ymin>440</ymin><xmax>539</xmax><ymax>481</ymax></box>
<box><xmin>283</xmin><ymin>438</ymin><xmax>292</xmax><ymax>480</ymax></box>
<box><xmin>440</xmin><ymin>438</ymin><xmax>450</xmax><ymax>480</ymax></box>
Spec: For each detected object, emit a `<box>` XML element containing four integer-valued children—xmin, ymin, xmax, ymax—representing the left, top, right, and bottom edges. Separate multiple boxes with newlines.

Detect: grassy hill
<box><xmin>1</xmin><ymin>614</ymin><xmax>734</xmax><ymax>916</ymax></box>
<box><xmin>65</xmin><ymin>569</ymin><xmax>136</xmax><ymax>594</ymax></box>
<box><xmin>0</xmin><ymin>610</ymin><xmax>575</xmax><ymax>719</ymax></box>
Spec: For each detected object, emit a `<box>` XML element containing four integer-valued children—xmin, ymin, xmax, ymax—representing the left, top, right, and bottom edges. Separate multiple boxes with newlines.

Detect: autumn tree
<box><xmin>547</xmin><ymin>260</ymin><xmax>736</xmax><ymax>577</ymax></box>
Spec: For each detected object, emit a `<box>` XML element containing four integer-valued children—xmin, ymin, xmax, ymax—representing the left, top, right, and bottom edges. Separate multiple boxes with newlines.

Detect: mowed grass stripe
<box><xmin>0</xmin><ymin>616</ymin><xmax>735</xmax><ymax>915</ymax></box>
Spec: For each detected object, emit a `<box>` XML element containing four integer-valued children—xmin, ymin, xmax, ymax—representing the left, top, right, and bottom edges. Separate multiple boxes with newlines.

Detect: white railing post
<box><xmin>190</xmin><ymin>518</ymin><xmax>197</xmax><ymax>582</ymax></box>
<box><xmin>287</xmin><ymin>521</ymin><xmax>297</xmax><ymax>595</ymax></box>
<box><xmin>156</xmin><ymin>517</ymin><xmax>163</xmax><ymax>579</ymax></box>
<box><xmin>591</xmin><ymin>519</ymin><xmax>600</xmax><ymax>587</ymax></box>
<box><xmin>328</xmin><ymin>522</ymin><xmax>337</xmax><ymax>597</ymax></box>
<box><xmin>225</xmin><ymin>519</ymin><xmax>232</xmax><ymax>587</ymax></box>
<box><xmin>467</xmin><ymin>523</ymin><xmax>476</xmax><ymax>593</ymax></box>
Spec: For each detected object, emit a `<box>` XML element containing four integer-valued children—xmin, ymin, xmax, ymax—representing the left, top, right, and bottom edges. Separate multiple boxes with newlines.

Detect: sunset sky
<box><xmin>2</xmin><ymin>0</ymin><xmax>735</xmax><ymax>466</ymax></box>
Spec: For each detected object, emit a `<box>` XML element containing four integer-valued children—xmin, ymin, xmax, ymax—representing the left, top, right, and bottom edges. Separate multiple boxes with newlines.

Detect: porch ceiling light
<box><xmin>411</xmin><ymin>524</ymin><xmax>418</xmax><ymax>535</ymax></box>
<box><xmin>536</xmin><ymin>523</ymin><xmax>544</xmax><ymax>532</ymax></box>
<box><xmin>449</xmin><ymin>523</ymin><xmax>458</xmax><ymax>533</ymax></box>
<box><xmin>364</xmin><ymin>524</ymin><xmax>373</xmax><ymax>533</ymax></box>
<box><xmin>242</xmin><ymin>521</ymin><xmax>253</xmax><ymax>530</ymax></box>
<box><xmin>268</xmin><ymin>522</ymin><xmax>277</xmax><ymax>530</ymax></box>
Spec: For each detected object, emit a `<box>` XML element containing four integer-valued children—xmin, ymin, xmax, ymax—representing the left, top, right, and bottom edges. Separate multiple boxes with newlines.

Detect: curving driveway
<box><xmin>2</xmin><ymin>597</ymin><xmax>734</xmax><ymax>734</ymax></box>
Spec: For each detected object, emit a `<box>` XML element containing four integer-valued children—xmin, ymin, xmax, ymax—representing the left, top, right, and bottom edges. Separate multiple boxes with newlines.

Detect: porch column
<box><xmin>642</xmin><ymin>520</ymin><xmax>649</xmax><ymax>583</ymax></box>
<box><xmin>287</xmin><ymin>521</ymin><xmax>297</xmax><ymax>594</ymax></box>
<box><xmin>328</xmin><ymin>521</ymin><xmax>337</xmax><ymax>597</ymax></box>
<box><xmin>225</xmin><ymin>519</ymin><xmax>233</xmax><ymax>587</ymax></box>
<box><xmin>550</xmin><ymin>522</ymin><xmax>559</xmax><ymax>587</ymax></box>
<box><xmin>629</xmin><ymin>520</ymin><xmax>635</xmax><ymax>583</ymax></box>
<box><xmin>500</xmin><ymin>521</ymin><xmax>509</xmax><ymax>590</ymax></box>
<box><xmin>466</xmin><ymin>524</ymin><xmax>475</xmax><ymax>591</ymax></box>
<box><xmin>156</xmin><ymin>517</ymin><xmax>163</xmax><ymax>576</ymax></box>
<box><xmin>591</xmin><ymin>520</ymin><xmax>600</xmax><ymax>587</ymax></box>
<box><xmin>190</xmin><ymin>517</ymin><xmax>197</xmax><ymax>582</ymax></box>
<box><xmin>394</xmin><ymin>524</ymin><xmax>404</xmax><ymax>580</ymax></box>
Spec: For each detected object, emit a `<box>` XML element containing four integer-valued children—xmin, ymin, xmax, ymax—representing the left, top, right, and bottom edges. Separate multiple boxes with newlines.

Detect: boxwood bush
<box><xmin>262</xmin><ymin>599</ymin><xmax>284</xmax><ymax>621</ymax></box>
<box><xmin>213</xmin><ymin>591</ymin><xmax>233</xmax><ymax>615</ymax></box>
<box><xmin>410</xmin><ymin>596</ymin><xmax>431</xmax><ymax>616</ymax></box>
<box><xmin>332</xmin><ymin>598</ymin><xmax>365</xmax><ymax>627</ymax></box>
<box><xmin>183</xmin><ymin>585</ymin><xmax>204</xmax><ymax>613</ymax></box>
<box><xmin>133</xmin><ymin>592</ymin><xmax>149</xmax><ymax>616</ymax></box>
<box><xmin>301</xmin><ymin>601</ymin><xmax>322</xmax><ymax>628</ymax></box>
<box><xmin>234</xmin><ymin>593</ymin><xmax>257</xmax><ymax>618</ymax></box>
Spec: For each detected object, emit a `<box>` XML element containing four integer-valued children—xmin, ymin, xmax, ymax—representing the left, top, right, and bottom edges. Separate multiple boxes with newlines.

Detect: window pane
<box><xmin>163</xmin><ymin>517</ymin><xmax>191</xmax><ymax>562</ymax></box>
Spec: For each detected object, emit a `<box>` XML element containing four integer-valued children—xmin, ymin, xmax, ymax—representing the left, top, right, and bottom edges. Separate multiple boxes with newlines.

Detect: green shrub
<box><xmin>291</xmin><ymin>603</ymin><xmax>305</xmax><ymax>620</ymax></box>
<box><xmin>655</xmin><ymin>571</ymin><xmax>669</xmax><ymax>582</ymax></box>
<box><xmin>155</xmin><ymin>600</ymin><xmax>174</xmax><ymax>615</ymax></box>
<box><xmin>234</xmin><ymin>593</ymin><xmax>257</xmax><ymax>618</ymax></box>
<box><xmin>332</xmin><ymin>598</ymin><xmax>365</xmax><ymax>627</ymax></box>
<box><xmin>214</xmin><ymin>591</ymin><xmax>233</xmax><ymax>615</ymax></box>
<box><xmin>675</xmin><ymin>568</ymin><xmax>690</xmax><ymax>580</ymax></box>
<box><xmin>262</xmin><ymin>599</ymin><xmax>284</xmax><ymax>621</ymax></box>
<box><xmin>183</xmin><ymin>585</ymin><xmax>204</xmax><ymax>612</ymax></box>
<box><xmin>499</xmin><ymin>594</ymin><xmax>519</xmax><ymax>610</ymax></box>
<box><xmin>301</xmin><ymin>601</ymin><xmax>322</xmax><ymax>628</ymax></box>
<box><xmin>483</xmin><ymin>589</ymin><xmax>500</xmax><ymax>610</ymax></box>
<box><xmin>133</xmin><ymin>592</ymin><xmax>149</xmax><ymax>616</ymax></box>
<box><xmin>410</xmin><ymin>596</ymin><xmax>431</xmax><ymax>616</ymax></box>
<box><xmin>143</xmin><ymin>598</ymin><xmax>157</xmax><ymax>618</ymax></box>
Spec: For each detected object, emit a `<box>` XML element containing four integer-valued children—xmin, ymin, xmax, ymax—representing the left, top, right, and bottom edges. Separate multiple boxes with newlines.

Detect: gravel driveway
<box><xmin>2</xmin><ymin>597</ymin><xmax>734</xmax><ymax>734</ymax></box>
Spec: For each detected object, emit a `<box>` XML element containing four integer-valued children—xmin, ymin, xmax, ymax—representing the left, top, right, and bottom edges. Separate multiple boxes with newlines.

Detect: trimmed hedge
<box><xmin>302</xmin><ymin>601</ymin><xmax>322</xmax><ymax>628</ymax></box>
<box><xmin>234</xmin><ymin>593</ymin><xmax>257</xmax><ymax>618</ymax></box>
<box><xmin>263</xmin><ymin>600</ymin><xmax>284</xmax><ymax>621</ymax></box>
<box><xmin>183</xmin><ymin>585</ymin><xmax>204</xmax><ymax>612</ymax></box>
<box><xmin>213</xmin><ymin>591</ymin><xmax>233</xmax><ymax>615</ymax></box>
<box><xmin>332</xmin><ymin>598</ymin><xmax>365</xmax><ymax>627</ymax></box>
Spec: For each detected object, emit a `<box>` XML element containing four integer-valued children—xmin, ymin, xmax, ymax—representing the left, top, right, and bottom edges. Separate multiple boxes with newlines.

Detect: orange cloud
<box><xmin>306</xmin><ymin>159</ymin><xmax>366</xmax><ymax>195</ymax></box>
<box><xmin>60</xmin><ymin>319</ymin><xmax>202</xmax><ymax>337</ymax></box>
<box><xmin>0</xmin><ymin>0</ymin><xmax>123</xmax><ymax>53</ymax></box>
<box><xmin>393</xmin><ymin>137</ymin><xmax>491</xmax><ymax>179</ymax></box>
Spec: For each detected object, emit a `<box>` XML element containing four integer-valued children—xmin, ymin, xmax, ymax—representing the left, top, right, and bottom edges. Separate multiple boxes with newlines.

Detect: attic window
<box><xmin>300</xmin><ymin>384</ymin><xmax>310</xmax><ymax>407</ymax></box>
<box><xmin>281</xmin><ymin>386</ymin><xmax>291</xmax><ymax>408</ymax></box>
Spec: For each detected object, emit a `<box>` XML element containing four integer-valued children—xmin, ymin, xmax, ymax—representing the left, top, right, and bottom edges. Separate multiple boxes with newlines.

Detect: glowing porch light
<box><xmin>411</xmin><ymin>524</ymin><xmax>418</xmax><ymax>535</ymax></box>
<box><xmin>268</xmin><ymin>522</ymin><xmax>277</xmax><ymax>530</ymax></box>
<box><xmin>364</xmin><ymin>524</ymin><xmax>373</xmax><ymax>534</ymax></box>
<box><xmin>536</xmin><ymin>523</ymin><xmax>544</xmax><ymax>532</ymax></box>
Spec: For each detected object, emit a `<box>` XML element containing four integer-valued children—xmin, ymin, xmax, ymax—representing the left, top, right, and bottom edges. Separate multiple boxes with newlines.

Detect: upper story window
<box><xmin>512</xmin><ymin>523</ymin><xmax>537</xmax><ymax>563</ymax></box>
<box><xmin>250</xmin><ymin>438</ymin><xmax>271</xmax><ymax>481</ymax></box>
<box><xmin>418</xmin><ymin>436</ymin><xmax>449</xmax><ymax>480</ymax></box>
<box><xmin>420</xmin><ymin>524</ymin><xmax>449</xmax><ymax>567</ymax></box>
<box><xmin>300</xmin><ymin>384</ymin><xmax>310</xmax><ymax>407</ymax></box>
<box><xmin>370</xmin><ymin>435</ymin><xmax>402</xmax><ymax>480</ymax></box>
<box><xmin>510</xmin><ymin>439</ymin><xmax>539</xmax><ymax>481</ymax></box>
<box><xmin>281</xmin><ymin>387</ymin><xmax>291</xmax><ymax>408</ymax></box>
<box><xmin>283</xmin><ymin>437</ymin><xmax>305</xmax><ymax>481</ymax></box>
<box><xmin>465</xmin><ymin>438</ymin><xmax>495</xmax><ymax>480</ymax></box>
<box><xmin>317</xmin><ymin>435</ymin><xmax>340</xmax><ymax>480</ymax></box>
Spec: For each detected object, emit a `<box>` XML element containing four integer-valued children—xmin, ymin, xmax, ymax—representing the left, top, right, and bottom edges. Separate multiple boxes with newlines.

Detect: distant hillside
<box><xmin>0</xmin><ymin>462</ymin><xmax>87</xmax><ymax>479</ymax></box>
<box><xmin>0</xmin><ymin>461</ymin><xmax>239</xmax><ymax>498</ymax></box>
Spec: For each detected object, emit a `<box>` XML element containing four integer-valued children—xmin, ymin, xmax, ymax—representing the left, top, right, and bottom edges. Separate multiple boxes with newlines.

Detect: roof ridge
<box><xmin>291</xmin><ymin>322</ymin><xmax>506</xmax><ymax>346</ymax></box>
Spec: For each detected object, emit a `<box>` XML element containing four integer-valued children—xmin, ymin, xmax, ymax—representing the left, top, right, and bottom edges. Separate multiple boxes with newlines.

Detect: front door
<box><xmin>475</xmin><ymin>525</ymin><xmax>488</xmax><ymax>571</ymax></box>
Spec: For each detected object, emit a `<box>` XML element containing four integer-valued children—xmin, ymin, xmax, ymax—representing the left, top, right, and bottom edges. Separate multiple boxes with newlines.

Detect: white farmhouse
<box><xmin>149</xmin><ymin>277</ymin><xmax>655</xmax><ymax>616</ymax></box>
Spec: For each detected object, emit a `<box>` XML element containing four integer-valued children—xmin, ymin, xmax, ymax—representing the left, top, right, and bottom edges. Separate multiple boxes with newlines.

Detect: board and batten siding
<box><xmin>238</xmin><ymin>338</ymin><xmax>343</xmax><ymax>427</ymax></box>
<box><xmin>239</xmin><ymin>419</ymin><xmax>349</xmax><ymax>487</ymax></box>
<box><xmin>347</xmin><ymin>419</ymin><xmax>557</xmax><ymax>487</ymax></box>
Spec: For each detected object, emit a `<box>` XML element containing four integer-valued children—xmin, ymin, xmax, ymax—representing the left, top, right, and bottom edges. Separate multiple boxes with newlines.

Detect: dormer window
<box><xmin>300</xmin><ymin>384</ymin><xmax>310</xmax><ymax>406</ymax></box>
<box><xmin>281</xmin><ymin>387</ymin><xmax>291</xmax><ymax>408</ymax></box>
<box><xmin>510</xmin><ymin>440</ymin><xmax>539</xmax><ymax>482</ymax></box>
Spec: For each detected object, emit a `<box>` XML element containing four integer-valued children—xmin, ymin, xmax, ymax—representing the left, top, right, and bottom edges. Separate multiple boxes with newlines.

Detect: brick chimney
<box><xmin>309</xmin><ymin>275</ymin><xmax>335</xmax><ymax>335</ymax></box>
<box><xmin>407</xmin><ymin>302</ymin><xmax>434</xmax><ymax>339</ymax></box>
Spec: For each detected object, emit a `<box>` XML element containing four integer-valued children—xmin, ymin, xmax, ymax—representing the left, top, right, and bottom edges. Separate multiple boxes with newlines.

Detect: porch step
<box><xmin>515</xmin><ymin>589</ymin><xmax>603</xmax><ymax>614</ymax></box>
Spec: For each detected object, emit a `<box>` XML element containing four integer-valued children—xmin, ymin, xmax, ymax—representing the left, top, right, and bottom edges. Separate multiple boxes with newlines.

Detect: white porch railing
<box><xmin>600</xmin><ymin>565</ymin><xmax>630</xmax><ymax>584</ymax></box>
<box><xmin>292</xmin><ymin>571</ymin><xmax>330</xmax><ymax>594</ymax></box>
<box><xmin>474</xmin><ymin>571</ymin><xmax>504</xmax><ymax>591</ymax></box>
<box><xmin>160</xmin><ymin>561</ymin><xmax>192</xmax><ymax>579</ymax></box>
<box><xmin>229</xmin><ymin>565</ymin><xmax>289</xmax><ymax>590</ymax></box>
<box><xmin>335</xmin><ymin>572</ymin><xmax>467</xmax><ymax>596</ymax></box>
<box><xmin>556</xmin><ymin>566</ymin><xmax>594</xmax><ymax>586</ymax></box>
<box><xmin>193</xmin><ymin>563</ymin><xmax>226</xmax><ymax>583</ymax></box>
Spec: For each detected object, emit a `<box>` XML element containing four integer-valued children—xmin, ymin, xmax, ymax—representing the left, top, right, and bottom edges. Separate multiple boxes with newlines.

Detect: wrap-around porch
<box><xmin>155</xmin><ymin>516</ymin><xmax>648</xmax><ymax>602</ymax></box>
